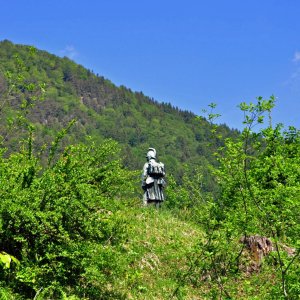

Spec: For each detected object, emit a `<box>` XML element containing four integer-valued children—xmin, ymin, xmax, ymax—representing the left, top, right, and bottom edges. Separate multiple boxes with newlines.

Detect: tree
<box><xmin>173</xmin><ymin>97</ymin><xmax>299</xmax><ymax>299</ymax></box>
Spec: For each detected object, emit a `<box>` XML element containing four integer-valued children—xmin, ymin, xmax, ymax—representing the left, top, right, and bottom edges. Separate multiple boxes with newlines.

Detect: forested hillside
<box><xmin>0</xmin><ymin>40</ymin><xmax>238</xmax><ymax>189</ymax></box>
<box><xmin>0</xmin><ymin>40</ymin><xmax>299</xmax><ymax>299</ymax></box>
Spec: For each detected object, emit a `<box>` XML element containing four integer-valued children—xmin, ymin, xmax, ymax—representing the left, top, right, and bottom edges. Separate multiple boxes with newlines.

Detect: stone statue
<box><xmin>142</xmin><ymin>148</ymin><xmax>166</xmax><ymax>208</ymax></box>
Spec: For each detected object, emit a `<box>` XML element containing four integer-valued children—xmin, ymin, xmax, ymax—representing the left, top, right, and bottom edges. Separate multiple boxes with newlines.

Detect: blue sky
<box><xmin>1</xmin><ymin>0</ymin><xmax>300</xmax><ymax>129</ymax></box>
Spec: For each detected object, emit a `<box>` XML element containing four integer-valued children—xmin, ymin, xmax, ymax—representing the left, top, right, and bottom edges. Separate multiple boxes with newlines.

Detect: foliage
<box><xmin>0</xmin><ymin>252</ymin><xmax>19</xmax><ymax>269</ymax></box>
<box><xmin>172</xmin><ymin>97</ymin><xmax>300</xmax><ymax>299</ymax></box>
<box><xmin>0</xmin><ymin>39</ymin><xmax>239</xmax><ymax>191</ymax></box>
<box><xmin>0</xmin><ymin>44</ymin><xmax>45</xmax><ymax>147</ymax></box>
<box><xmin>0</xmin><ymin>136</ymin><xmax>138</xmax><ymax>299</ymax></box>
<box><xmin>0</xmin><ymin>49</ymin><xmax>138</xmax><ymax>298</ymax></box>
<box><xmin>1</xmin><ymin>40</ymin><xmax>299</xmax><ymax>299</ymax></box>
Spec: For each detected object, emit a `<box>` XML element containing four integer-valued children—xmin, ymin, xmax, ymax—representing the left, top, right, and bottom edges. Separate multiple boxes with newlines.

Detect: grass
<box><xmin>119</xmin><ymin>205</ymin><xmax>204</xmax><ymax>299</ymax></box>
<box><xmin>112</xmin><ymin>202</ymin><xmax>292</xmax><ymax>300</ymax></box>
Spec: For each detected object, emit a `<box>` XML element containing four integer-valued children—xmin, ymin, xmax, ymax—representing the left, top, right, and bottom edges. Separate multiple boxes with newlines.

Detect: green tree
<box><xmin>174</xmin><ymin>97</ymin><xmax>299</xmax><ymax>299</ymax></box>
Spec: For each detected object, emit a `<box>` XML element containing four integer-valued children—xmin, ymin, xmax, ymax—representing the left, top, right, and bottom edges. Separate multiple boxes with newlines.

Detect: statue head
<box><xmin>146</xmin><ymin>147</ymin><xmax>156</xmax><ymax>160</ymax></box>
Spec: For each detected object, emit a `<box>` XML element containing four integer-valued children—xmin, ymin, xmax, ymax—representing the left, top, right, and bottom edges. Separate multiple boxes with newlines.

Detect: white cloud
<box><xmin>290</xmin><ymin>69</ymin><xmax>300</xmax><ymax>79</ymax></box>
<box><xmin>293</xmin><ymin>51</ymin><xmax>300</xmax><ymax>63</ymax></box>
<box><xmin>283</xmin><ymin>66</ymin><xmax>300</xmax><ymax>94</ymax></box>
<box><xmin>283</xmin><ymin>51</ymin><xmax>300</xmax><ymax>90</ymax></box>
<box><xmin>60</xmin><ymin>45</ymin><xmax>78</xmax><ymax>60</ymax></box>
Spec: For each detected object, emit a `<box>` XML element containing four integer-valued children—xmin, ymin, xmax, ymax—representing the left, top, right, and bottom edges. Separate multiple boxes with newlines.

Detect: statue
<box><xmin>141</xmin><ymin>148</ymin><xmax>166</xmax><ymax>208</ymax></box>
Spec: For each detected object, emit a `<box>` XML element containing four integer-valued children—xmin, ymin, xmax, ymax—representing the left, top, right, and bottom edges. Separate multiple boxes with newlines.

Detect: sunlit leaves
<box><xmin>0</xmin><ymin>252</ymin><xmax>19</xmax><ymax>269</ymax></box>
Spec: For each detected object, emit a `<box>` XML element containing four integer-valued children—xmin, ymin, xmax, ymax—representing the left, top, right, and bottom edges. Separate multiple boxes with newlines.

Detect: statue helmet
<box><xmin>146</xmin><ymin>147</ymin><xmax>156</xmax><ymax>159</ymax></box>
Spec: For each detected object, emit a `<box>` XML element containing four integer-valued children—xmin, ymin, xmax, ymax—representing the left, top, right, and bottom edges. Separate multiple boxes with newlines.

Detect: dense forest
<box><xmin>0</xmin><ymin>40</ymin><xmax>299</xmax><ymax>299</ymax></box>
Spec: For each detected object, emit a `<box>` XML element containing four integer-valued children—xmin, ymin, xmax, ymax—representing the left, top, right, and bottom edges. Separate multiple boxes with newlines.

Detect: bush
<box><xmin>0</xmin><ymin>137</ymin><xmax>137</xmax><ymax>299</ymax></box>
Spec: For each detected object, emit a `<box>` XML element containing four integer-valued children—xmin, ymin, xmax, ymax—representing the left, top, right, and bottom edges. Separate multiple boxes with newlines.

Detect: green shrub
<box><xmin>0</xmin><ymin>138</ymin><xmax>136</xmax><ymax>299</ymax></box>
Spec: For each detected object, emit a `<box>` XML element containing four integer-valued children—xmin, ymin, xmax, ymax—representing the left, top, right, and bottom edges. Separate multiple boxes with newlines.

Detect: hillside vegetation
<box><xmin>0</xmin><ymin>40</ymin><xmax>238</xmax><ymax>190</ymax></box>
<box><xmin>0</xmin><ymin>41</ymin><xmax>299</xmax><ymax>299</ymax></box>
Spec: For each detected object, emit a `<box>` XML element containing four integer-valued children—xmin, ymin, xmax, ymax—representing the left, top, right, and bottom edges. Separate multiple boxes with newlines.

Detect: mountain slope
<box><xmin>0</xmin><ymin>40</ymin><xmax>238</xmax><ymax>189</ymax></box>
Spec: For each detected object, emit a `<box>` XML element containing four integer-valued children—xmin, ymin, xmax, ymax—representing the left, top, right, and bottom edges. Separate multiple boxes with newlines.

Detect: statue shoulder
<box><xmin>143</xmin><ymin>162</ymin><xmax>149</xmax><ymax>171</ymax></box>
